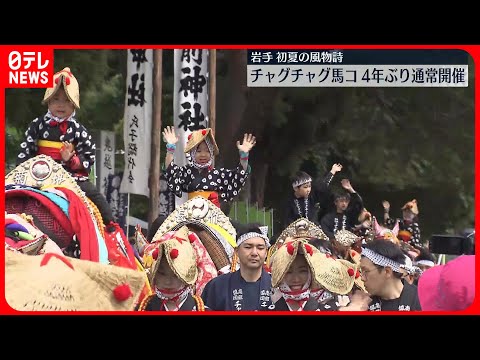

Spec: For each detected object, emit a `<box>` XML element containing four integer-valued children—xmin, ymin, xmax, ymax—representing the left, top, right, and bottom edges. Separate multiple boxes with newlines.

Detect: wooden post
<box><xmin>209</xmin><ymin>49</ymin><xmax>216</xmax><ymax>134</ymax></box>
<box><xmin>148</xmin><ymin>49</ymin><xmax>163</xmax><ymax>228</ymax></box>
<box><xmin>208</xmin><ymin>49</ymin><xmax>216</xmax><ymax>168</ymax></box>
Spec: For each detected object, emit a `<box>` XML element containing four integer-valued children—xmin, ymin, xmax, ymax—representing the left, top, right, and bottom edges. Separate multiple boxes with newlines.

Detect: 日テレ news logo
<box><xmin>0</xmin><ymin>47</ymin><xmax>54</xmax><ymax>88</ymax></box>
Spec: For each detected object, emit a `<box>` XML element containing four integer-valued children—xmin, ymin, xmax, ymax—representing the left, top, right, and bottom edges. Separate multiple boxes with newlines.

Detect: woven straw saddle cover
<box><xmin>153</xmin><ymin>196</ymin><xmax>236</xmax><ymax>270</ymax></box>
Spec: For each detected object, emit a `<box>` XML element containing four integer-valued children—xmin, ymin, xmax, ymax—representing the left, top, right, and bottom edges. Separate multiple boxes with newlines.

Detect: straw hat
<box><xmin>184</xmin><ymin>128</ymin><xmax>219</xmax><ymax>156</ymax></box>
<box><xmin>402</xmin><ymin>199</ymin><xmax>419</xmax><ymax>215</ymax></box>
<box><xmin>5</xmin><ymin>251</ymin><xmax>146</xmax><ymax>311</ymax></box>
<box><xmin>271</xmin><ymin>238</ymin><xmax>319</xmax><ymax>288</ymax></box>
<box><xmin>309</xmin><ymin>253</ymin><xmax>357</xmax><ymax>295</ymax></box>
<box><xmin>153</xmin><ymin>196</ymin><xmax>236</xmax><ymax>270</ymax></box>
<box><xmin>334</xmin><ymin>229</ymin><xmax>360</xmax><ymax>247</ymax></box>
<box><xmin>268</xmin><ymin>218</ymin><xmax>328</xmax><ymax>269</ymax></box>
<box><xmin>42</xmin><ymin>67</ymin><xmax>80</xmax><ymax>109</ymax></box>
<box><xmin>347</xmin><ymin>249</ymin><xmax>367</xmax><ymax>293</ymax></box>
<box><xmin>143</xmin><ymin>226</ymin><xmax>198</xmax><ymax>286</ymax></box>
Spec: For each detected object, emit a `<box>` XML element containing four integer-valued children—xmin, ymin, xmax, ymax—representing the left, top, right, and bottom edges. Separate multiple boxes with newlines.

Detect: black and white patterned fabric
<box><xmin>165</xmin><ymin>162</ymin><xmax>249</xmax><ymax>202</ymax></box>
<box><xmin>16</xmin><ymin>113</ymin><xmax>96</xmax><ymax>181</ymax></box>
<box><xmin>386</xmin><ymin>217</ymin><xmax>421</xmax><ymax>247</ymax></box>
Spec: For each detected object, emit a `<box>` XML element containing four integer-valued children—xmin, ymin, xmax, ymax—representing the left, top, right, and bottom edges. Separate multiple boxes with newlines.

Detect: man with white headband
<box><xmin>201</xmin><ymin>222</ymin><xmax>273</xmax><ymax>311</ymax></box>
<box><xmin>360</xmin><ymin>239</ymin><xmax>422</xmax><ymax>311</ymax></box>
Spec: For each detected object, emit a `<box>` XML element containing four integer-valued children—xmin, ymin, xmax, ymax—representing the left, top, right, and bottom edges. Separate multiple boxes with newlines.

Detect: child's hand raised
<box><xmin>341</xmin><ymin>178</ymin><xmax>354</xmax><ymax>192</ymax></box>
<box><xmin>162</xmin><ymin>126</ymin><xmax>179</xmax><ymax>145</ymax></box>
<box><xmin>330</xmin><ymin>163</ymin><xmax>343</xmax><ymax>174</ymax></box>
<box><xmin>382</xmin><ymin>200</ymin><xmax>390</xmax><ymax>211</ymax></box>
<box><xmin>236</xmin><ymin>133</ymin><xmax>256</xmax><ymax>153</ymax></box>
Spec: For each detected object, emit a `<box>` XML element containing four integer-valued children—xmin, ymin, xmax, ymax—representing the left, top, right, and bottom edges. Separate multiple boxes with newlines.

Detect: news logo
<box><xmin>0</xmin><ymin>47</ymin><xmax>54</xmax><ymax>88</ymax></box>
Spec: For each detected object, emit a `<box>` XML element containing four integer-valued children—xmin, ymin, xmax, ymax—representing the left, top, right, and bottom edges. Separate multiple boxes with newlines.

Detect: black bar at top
<box><xmin>247</xmin><ymin>49</ymin><xmax>470</xmax><ymax>65</ymax></box>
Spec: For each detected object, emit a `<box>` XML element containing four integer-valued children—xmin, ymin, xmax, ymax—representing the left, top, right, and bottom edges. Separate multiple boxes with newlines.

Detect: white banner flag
<box><xmin>120</xmin><ymin>49</ymin><xmax>153</xmax><ymax>197</ymax></box>
<box><xmin>97</xmin><ymin>130</ymin><xmax>115</xmax><ymax>197</ymax></box>
<box><xmin>173</xmin><ymin>49</ymin><xmax>210</xmax><ymax>207</ymax></box>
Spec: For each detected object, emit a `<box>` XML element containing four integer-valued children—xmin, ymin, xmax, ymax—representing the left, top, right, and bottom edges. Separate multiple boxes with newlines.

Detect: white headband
<box><xmin>414</xmin><ymin>260</ymin><xmax>435</xmax><ymax>268</ymax></box>
<box><xmin>292</xmin><ymin>178</ymin><xmax>312</xmax><ymax>189</ymax></box>
<box><xmin>237</xmin><ymin>226</ymin><xmax>271</xmax><ymax>248</ymax></box>
<box><xmin>361</xmin><ymin>247</ymin><xmax>414</xmax><ymax>275</ymax></box>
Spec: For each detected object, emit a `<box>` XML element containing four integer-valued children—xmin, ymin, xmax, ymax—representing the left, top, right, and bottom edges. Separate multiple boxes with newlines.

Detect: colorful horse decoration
<box><xmin>5</xmin><ymin>212</ymin><xmax>64</xmax><ymax>256</ymax></box>
<box><xmin>5</xmin><ymin>155</ymin><xmax>144</xmax><ymax>273</ymax></box>
<box><xmin>372</xmin><ymin>216</ymin><xmax>400</xmax><ymax>245</ymax></box>
<box><xmin>371</xmin><ymin>215</ymin><xmax>419</xmax><ymax>257</ymax></box>
<box><xmin>134</xmin><ymin>196</ymin><xmax>237</xmax><ymax>296</ymax></box>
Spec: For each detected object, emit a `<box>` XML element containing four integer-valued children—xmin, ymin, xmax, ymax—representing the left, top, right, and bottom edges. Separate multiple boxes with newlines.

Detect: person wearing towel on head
<box><xmin>360</xmin><ymin>239</ymin><xmax>422</xmax><ymax>311</ymax></box>
<box><xmin>201</xmin><ymin>222</ymin><xmax>274</xmax><ymax>311</ymax></box>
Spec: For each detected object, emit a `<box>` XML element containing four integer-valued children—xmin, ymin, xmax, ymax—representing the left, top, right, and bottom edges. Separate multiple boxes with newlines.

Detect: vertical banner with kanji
<box><xmin>158</xmin><ymin>172</ymin><xmax>175</xmax><ymax>217</ymax></box>
<box><xmin>173</xmin><ymin>49</ymin><xmax>210</xmax><ymax>208</ymax></box>
<box><xmin>96</xmin><ymin>130</ymin><xmax>116</xmax><ymax>197</ymax></box>
<box><xmin>120</xmin><ymin>49</ymin><xmax>153</xmax><ymax>197</ymax></box>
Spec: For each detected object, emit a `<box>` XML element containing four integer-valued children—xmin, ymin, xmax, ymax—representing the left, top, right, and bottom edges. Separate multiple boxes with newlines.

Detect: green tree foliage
<box><xmin>216</xmin><ymin>52</ymin><xmax>474</xmax><ymax>241</ymax></box>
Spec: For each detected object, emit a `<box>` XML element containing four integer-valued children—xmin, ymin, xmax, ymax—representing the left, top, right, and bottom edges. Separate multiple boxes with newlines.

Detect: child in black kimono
<box><xmin>382</xmin><ymin>199</ymin><xmax>422</xmax><ymax>248</ymax></box>
<box><xmin>16</xmin><ymin>67</ymin><xmax>114</xmax><ymax>227</ymax></box>
<box><xmin>320</xmin><ymin>178</ymin><xmax>364</xmax><ymax>241</ymax></box>
<box><xmin>162</xmin><ymin>126</ymin><xmax>256</xmax><ymax>207</ymax></box>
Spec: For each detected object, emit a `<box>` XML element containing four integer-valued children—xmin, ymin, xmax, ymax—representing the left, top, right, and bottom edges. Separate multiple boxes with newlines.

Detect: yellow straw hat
<box><xmin>184</xmin><ymin>128</ymin><xmax>219</xmax><ymax>155</ymax></box>
<box><xmin>143</xmin><ymin>226</ymin><xmax>198</xmax><ymax>286</ymax></box>
<box><xmin>346</xmin><ymin>249</ymin><xmax>367</xmax><ymax>293</ymax></box>
<box><xmin>5</xmin><ymin>250</ymin><xmax>146</xmax><ymax>311</ymax></box>
<box><xmin>268</xmin><ymin>218</ymin><xmax>328</xmax><ymax>267</ymax></box>
<box><xmin>42</xmin><ymin>67</ymin><xmax>80</xmax><ymax>109</ymax></box>
<box><xmin>153</xmin><ymin>196</ymin><xmax>236</xmax><ymax>271</ymax></box>
<box><xmin>270</xmin><ymin>238</ymin><xmax>319</xmax><ymax>288</ymax></box>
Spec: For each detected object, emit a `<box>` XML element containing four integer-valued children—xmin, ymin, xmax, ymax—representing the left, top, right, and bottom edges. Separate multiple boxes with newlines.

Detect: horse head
<box><xmin>372</xmin><ymin>216</ymin><xmax>400</xmax><ymax>245</ymax></box>
<box><xmin>5</xmin><ymin>155</ymin><xmax>136</xmax><ymax>269</ymax></box>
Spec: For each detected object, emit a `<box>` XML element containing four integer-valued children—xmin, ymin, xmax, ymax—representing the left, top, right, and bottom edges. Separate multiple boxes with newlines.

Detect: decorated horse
<box><xmin>5</xmin><ymin>154</ymin><xmax>140</xmax><ymax>272</ymax></box>
<box><xmin>133</xmin><ymin>196</ymin><xmax>237</xmax><ymax>296</ymax></box>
